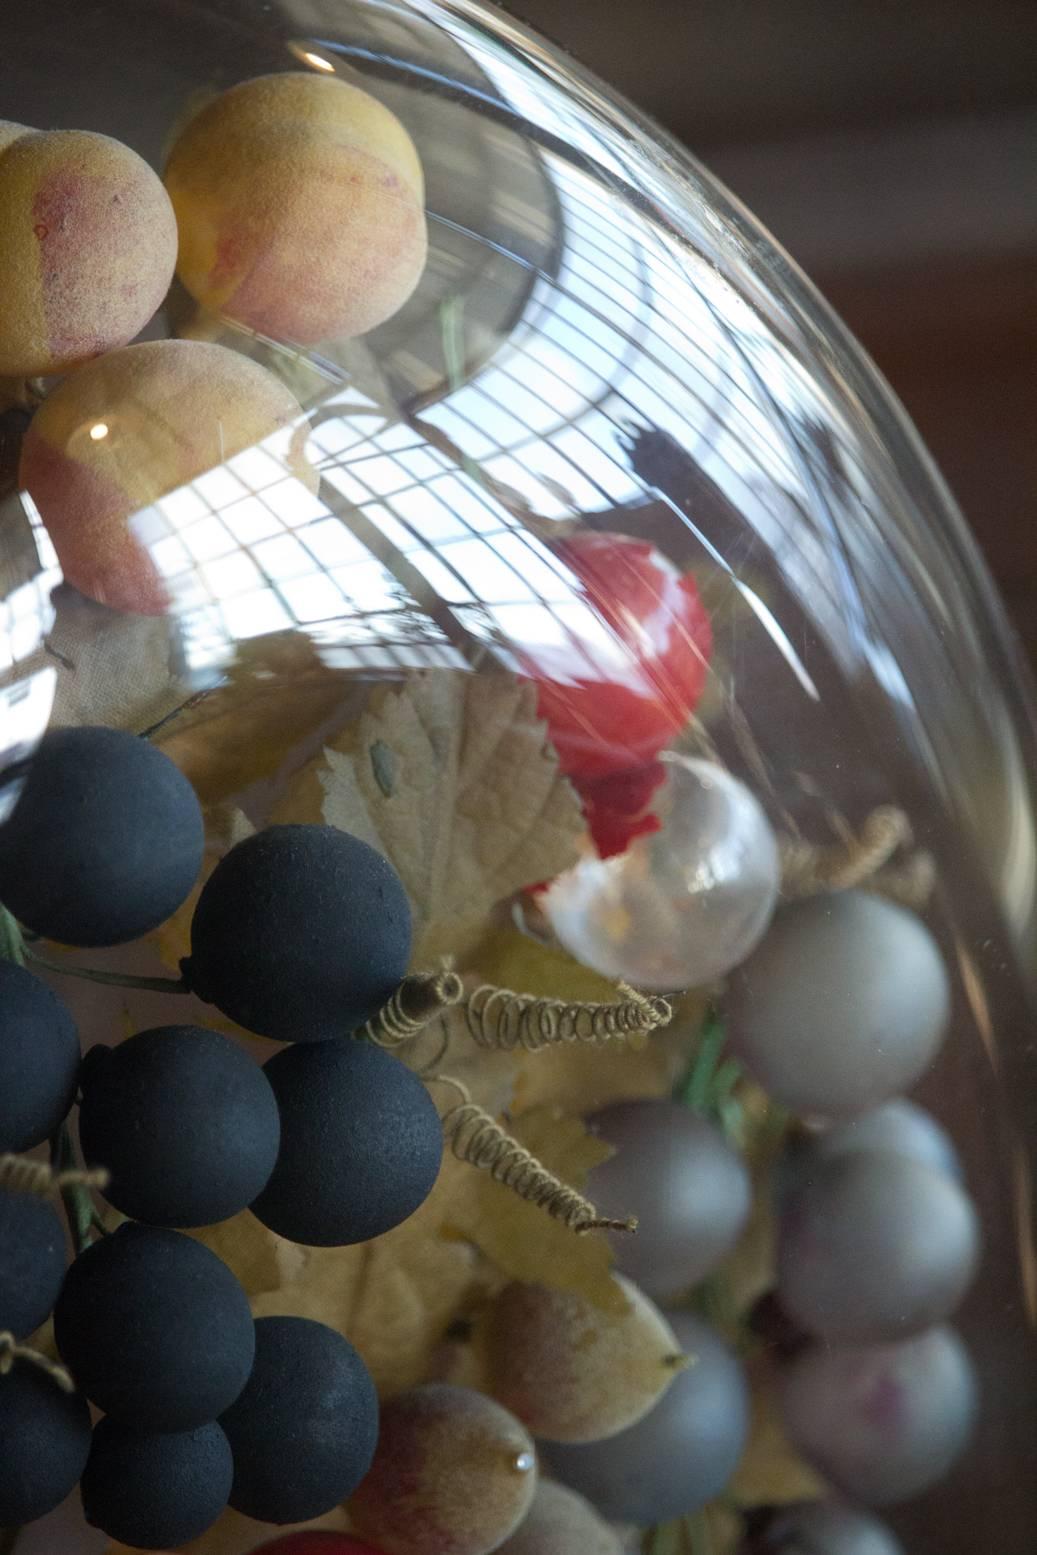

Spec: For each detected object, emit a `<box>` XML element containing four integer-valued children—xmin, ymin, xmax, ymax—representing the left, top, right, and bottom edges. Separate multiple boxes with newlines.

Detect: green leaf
<box><xmin>0</xmin><ymin>904</ymin><xmax>25</xmax><ymax>966</ymax></box>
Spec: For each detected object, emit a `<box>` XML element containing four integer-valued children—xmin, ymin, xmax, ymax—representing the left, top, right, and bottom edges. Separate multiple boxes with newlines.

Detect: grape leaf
<box><xmin>157</xmin><ymin>632</ymin><xmax>358</xmax><ymax>805</ymax></box>
<box><xmin>151</xmin><ymin>806</ymin><xmax>255</xmax><ymax>971</ymax></box>
<box><xmin>440</xmin><ymin>1103</ymin><xmax>629</xmax><ymax>1316</ymax></box>
<box><xmin>271</xmin><ymin>669</ymin><xmax>584</xmax><ymax>963</ymax></box>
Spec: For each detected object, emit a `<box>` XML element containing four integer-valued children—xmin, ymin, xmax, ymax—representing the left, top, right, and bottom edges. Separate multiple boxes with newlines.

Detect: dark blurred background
<box><xmin>505</xmin><ymin>0</ymin><xmax>1037</xmax><ymax>652</ymax></box>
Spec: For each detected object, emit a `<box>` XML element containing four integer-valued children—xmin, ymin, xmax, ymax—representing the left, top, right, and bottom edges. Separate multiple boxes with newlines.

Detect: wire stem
<box><xmin>25</xmin><ymin>948</ymin><xmax>187</xmax><ymax>994</ymax></box>
<box><xmin>50</xmin><ymin>1126</ymin><xmax>103</xmax><ymax>1257</ymax></box>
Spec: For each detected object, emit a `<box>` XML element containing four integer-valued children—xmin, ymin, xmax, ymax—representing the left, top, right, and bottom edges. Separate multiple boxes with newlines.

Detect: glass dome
<box><xmin>1</xmin><ymin>3</ymin><xmax>1035</xmax><ymax>1553</ymax></box>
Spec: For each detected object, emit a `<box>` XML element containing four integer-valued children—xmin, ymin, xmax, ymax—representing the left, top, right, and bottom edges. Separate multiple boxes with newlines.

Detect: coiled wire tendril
<box><xmin>431</xmin><ymin>1075</ymin><xmax>637</xmax><ymax>1237</ymax></box>
<box><xmin>780</xmin><ymin>804</ymin><xmax>934</xmax><ymax>907</ymax></box>
<box><xmin>360</xmin><ymin>968</ymin><xmax>464</xmax><ymax>1050</ymax></box>
<box><xmin>464</xmin><ymin>982</ymin><xmax>672</xmax><ymax>1053</ymax></box>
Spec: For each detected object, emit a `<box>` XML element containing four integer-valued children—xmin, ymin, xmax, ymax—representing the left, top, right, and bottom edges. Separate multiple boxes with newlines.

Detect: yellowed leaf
<box><xmin>729</xmin><ymin>1354</ymin><xmax>825</xmax><ymax>1506</ymax></box>
<box><xmin>272</xmin><ymin>670</ymin><xmax>584</xmax><ymax>964</ymax></box>
<box><xmin>157</xmin><ymin>632</ymin><xmax>355</xmax><ymax>805</ymax></box>
<box><xmin>441</xmin><ymin>1103</ymin><xmax>628</xmax><ymax>1315</ymax></box>
<box><xmin>721</xmin><ymin>1084</ymin><xmax>788</xmax><ymax>1318</ymax></box>
<box><xmin>152</xmin><ymin>807</ymin><xmax>255</xmax><ymax>972</ymax></box>
<box><xmin>190</xmin><ymin>1156</ymin><xmax>484</xmax><ymax>1399</ymax></box>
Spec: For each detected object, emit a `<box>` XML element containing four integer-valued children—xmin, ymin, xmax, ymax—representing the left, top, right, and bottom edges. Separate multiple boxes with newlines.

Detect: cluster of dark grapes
<box><xmin>0</xmin><ymin>722</ymin><xmax>985</xmax><ymax>1555</ymax></box>
<box><xmin>0</xmin><ymin>725</ymin><xmax>445</xmax><ymax>1550</ymax></box>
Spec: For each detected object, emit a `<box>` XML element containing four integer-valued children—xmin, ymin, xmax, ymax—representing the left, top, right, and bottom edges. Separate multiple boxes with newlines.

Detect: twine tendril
<box><xmin>463</xmin><ymin>982</ymin><xmax>672</xmax><ymax>1053</ymax></box>
<box><xmin>0</xmin><ymin>1332</ymin><xmax>74</xmax><ymax>1392</ymax></box>
<box><xmin>429</xmin><ymin>1075</ymin><xmax>637</xmax><ymax>1236</ymax></box>
<box><xmin>0</xmin><ymin>1154</ymin><xmax>109</xmax><ymax>1197</ymax></box>
<box><xmin>780</xmin><ymin>804</ymin><xmax>933</xmax><ymax>907</ymax></box>
<box><xmin>361</xmin><ymin>967</ymin><xmax>464</xmax><ymax>1050</ymax></box>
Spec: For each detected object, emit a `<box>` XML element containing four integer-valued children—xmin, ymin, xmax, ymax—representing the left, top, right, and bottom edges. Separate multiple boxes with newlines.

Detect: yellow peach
<box><xmin>19</xmin><ymin>339</ymin><xmax>314</xmax><ymax>615</ymax></box>
<box><xmin>0</xmin><ymin>129</ymin><xmax>178</xmax><ymax>377</ymax></box>
<box><xmin>164</xmin><ymin>71</ymin><xmax>427</xmax><ymax>344</ymax></box>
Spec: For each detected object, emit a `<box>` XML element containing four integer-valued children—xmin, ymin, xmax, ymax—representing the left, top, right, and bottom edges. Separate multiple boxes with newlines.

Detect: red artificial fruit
<box><xmin>250</xmin><ymin>1536</ymin><xmax>387</xmax><ymax>1555</ymax></box>
<box><xmin>518</xmin><ymin>529</ymin><xmax>711</xmax><ymax>856</ymax></box>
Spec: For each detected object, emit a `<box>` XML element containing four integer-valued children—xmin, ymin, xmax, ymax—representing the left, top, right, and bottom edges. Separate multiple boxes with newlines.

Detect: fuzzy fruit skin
<box><xmin>484</xmin><ymin>1276</ymin><xmax>682</xmax><ymax>1443</ymax></box>
<box><xmin>165</xmin><ymin>72</ymin><xmax>427</xmax><ymax>344</ymax></box>
<box><xmin>19</xmin><ymin>338</ymin><xmax>315</xmax><ymax>615</ymax></box>
<box><xmin>0</xmin><ymin>127</ymin><xmax>176</xmax><ymax>377</ymax></box>
<box><xmin>349</xmin><ymin>1383</ymin><xmax>537</xmax><ymax>1555</ymax></box>
<box><xmin>0</xmin><ymin>121</ymin><xmax>30</xmax><ymax>155</ymax></box>
<box><xmin>522</xmin><ymin>531</ymin><xmax>712</xmax><ymax>784</ymax></box>
<box><xmin>493</xmin><ymin>1480</ymin><xmax>623</xmax><ymax>1555</ymax></box>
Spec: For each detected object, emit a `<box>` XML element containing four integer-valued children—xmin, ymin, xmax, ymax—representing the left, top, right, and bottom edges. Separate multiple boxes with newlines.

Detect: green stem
<box><xmin>679</xmin><ymin>1009</ymin><xmax>727</xmax><ymax>1112</ymax></box>
<box><xmin>25</xmin><ymin>948</ymin><xmax>186</xmax><ymax>994</ymax></box>
<box><xmin>0</xmin><ymin>904</ymin><xmax>26</xmax><ymax>967</ymax></box>
<box><xmin>50</xmin><ymin>1126</ymin><xmax>102</xmax><ymax>1256</ymax></box>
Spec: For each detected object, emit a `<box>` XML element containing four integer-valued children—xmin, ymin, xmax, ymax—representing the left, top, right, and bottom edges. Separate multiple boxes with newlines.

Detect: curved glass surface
<box><xmin>2</xmin><ymin>3</ymin><xmax>1036</xmax><ymax>1551</ymax></box>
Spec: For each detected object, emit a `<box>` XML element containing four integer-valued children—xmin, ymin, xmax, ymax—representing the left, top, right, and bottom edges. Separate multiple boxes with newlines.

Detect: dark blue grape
<box><xmin>220</xmin><ymin>1316</ymin><xmax>379</xmax><ymax>1523</ymax></box>
<box><xmin>0</xmin><ymin>961</ymin><xmax>80</xmax><ymax>1152</ymax></box>
<box><xmin>79</xmin><ymin>1025</ymin><xmax>280</xmax><ymax>1228</ymax></box>
<box><xmin>251</xmin><ymin>1039</ymin><xmax>442</xmax><ymax>1246</ymax></box>
<box><xmin>81</xmin><ymin>1416</ymin><xmax>233</xmax><ymax>1549</ymax></box>
<box><xmin>0</xmin><ymin>1187</ymin><xmax>67</xmax><ymax>1339</ymax></box>
<box><xmin>0</xmin><ymin>1363</ymin><xmax>91</xmax><ymax>1525</ymax></box>
<box><xmin>0</xmin><ymin>725</ymin><xmax>203</xmax><ymax>946</ymax></box>
<box><xmin>182</xmin><ymin>824</ymin><xmax>412</xmax><ymax>1042</ymax></box>
<box><xmin>54</xmin><ymin>1222</ymin><xmax>255</xmax><ymax>1430</ymax></box>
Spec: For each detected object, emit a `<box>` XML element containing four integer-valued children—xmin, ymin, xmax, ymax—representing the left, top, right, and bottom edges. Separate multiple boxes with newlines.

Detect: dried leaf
<box><xmin>152</xmin><ymin>807</ymin><xmax>255</xmax><ymax>972</ymax></box>
<box><xmin>272</xmin><ymin>670</ymin><xmax>584</xmax><ymax>963</ymax></box>
<box><xmin>190</xmin><ymin>1157</ymin><xmax>483</xmax><ymax>1399</ymax></box>
<box><xmin>48</xmin><ymin>586</ymin><xmax>182</xmax><ymax>734</ymax></box>
<box><xmin>728</xmin><ymin>1354</ymin><xmax>825</xmax><ymax>1506</ymax></box>
<box><xmin>701</xmin><ymin>1080</ymin><xmax>788</xmax><ymax>1323</ymax></box>
<box><xmin>157</xmin><ymin>632</ymin><xmax>356</xmax><ymax>805</ymax></box>
<box><xmin>441</xmin><ymin>1103</ymin><xmax>628</xmax><ymax>1315</ymax></box>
